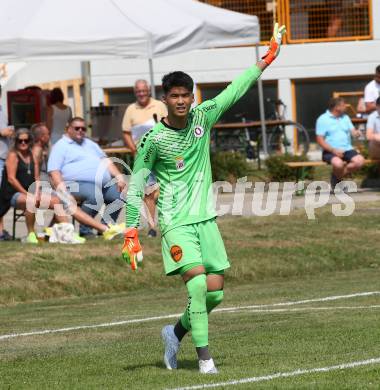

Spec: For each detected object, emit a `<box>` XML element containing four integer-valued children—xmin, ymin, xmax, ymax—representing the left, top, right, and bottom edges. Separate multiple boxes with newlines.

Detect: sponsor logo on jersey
<box><xmin>194</xmin><ymin>126</ymin><xmax>204</xmax><ymax>138</ymax></box>
<box><xmin>175</xmin><ymin>156</ymin><xmax>185</xmax><ymax>171</ymax></box>
<box><xmin>144</xmin><ymin>145</ymin><xmax>154</xmax><ymax>163</ymax></box>
<box><xmin>202</xmin><ymin>103</ymin><xmax>216</xmax><ymax>112</ymax></box>
<box><xmin>170</xmin><ymin>245</ymin><xmax>183</xmax><ymax>262</ymax></box>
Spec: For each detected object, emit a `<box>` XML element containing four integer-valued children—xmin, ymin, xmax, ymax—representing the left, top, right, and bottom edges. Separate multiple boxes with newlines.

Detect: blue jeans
<box><xmin>67</xmin><ymin>181</ymin><xmax>124</xmax><ymax>235</ymax></box>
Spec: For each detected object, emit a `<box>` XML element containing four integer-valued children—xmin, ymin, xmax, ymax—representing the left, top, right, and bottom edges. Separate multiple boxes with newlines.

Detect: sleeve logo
<box><xmin>175</xmin><ymin>156</ymin><xmax>185</xmax><ymax>171</ymax></box>
<box><xmin>170</xmin><ymin>245</ymin><xmax>183</xmax><ymax>262</ymax></box>
<box><xmin>194</xmin><ymin>126</ymin><xmax>204</xmax><ymax>138</ymax></box>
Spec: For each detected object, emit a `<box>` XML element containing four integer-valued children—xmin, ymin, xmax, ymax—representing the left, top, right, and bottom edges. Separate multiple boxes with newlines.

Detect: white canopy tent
<box><xmin>0</xmin><ymin>0</ymin><xmax>269</xmax><ymax>152</ymax></box>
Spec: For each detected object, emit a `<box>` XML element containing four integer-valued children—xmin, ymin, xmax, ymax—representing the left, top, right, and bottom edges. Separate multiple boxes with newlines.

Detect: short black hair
<box><xmin>376</xmin><ymin>97</ymin><xmax>380</xmax><ymax>106</ymax></box>
<box><xmin>50</xmin><ymin>87</ymin><xmax>64</xmax><ymax>104</ymax></box>
<box><xmin>162</xmin><ymin>71</ymin><xmax>194</xmax><ymax>95</ymax></box>
<box><xmin>376</xmin><ymin>65</ymin><xmax>380</xmax><ymax>74</ymax></box>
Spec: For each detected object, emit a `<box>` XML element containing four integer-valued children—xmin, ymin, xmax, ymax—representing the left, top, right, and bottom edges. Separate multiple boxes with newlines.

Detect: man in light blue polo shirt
<box><xmin>366</xmin><ymin>96</ymin><xmax>380</xmax><ymax>159</ymax></box>
<box><xmin>48</xmin><ymin>117</ymin><xmax>127</xmax><ymax>237</ymax></box>
<box><xmin>316</xmin><ymin>97</ymin><xmax>364</xmax><ymax>189</ymax></box>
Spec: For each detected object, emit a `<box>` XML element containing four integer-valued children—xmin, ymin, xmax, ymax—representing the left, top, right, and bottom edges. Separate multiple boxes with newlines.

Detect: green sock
<box><xmin>180</xmin><ymin>303</ymin><xmax>191</xmax><ymax>331</ymax></box>
<box><xmin>181</xmin><ymin>274</ymin><xmax>208</xmax><ymax>348</ymax></box>
<box><xmin>206</xmin><ymin>290</ymin><xmax>224</xmax><ymax>313</ymax></box>
<box><xmin>180</xmin><ymin>289</ymin><xmax>224</xmax><ymax>331</ymax></box>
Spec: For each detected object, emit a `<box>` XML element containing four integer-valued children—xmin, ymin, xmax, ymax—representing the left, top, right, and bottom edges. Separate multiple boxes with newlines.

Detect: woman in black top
<box><xmin>0</xmin><ymin>128</ymin><xmax>67</xmax><ymax>243</ymax></box>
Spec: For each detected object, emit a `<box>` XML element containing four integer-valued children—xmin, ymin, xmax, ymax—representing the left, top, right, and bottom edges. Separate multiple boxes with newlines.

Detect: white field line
<box><xmin>0</xmin><ymin>313</ymin><xmax>181</xmax><ymax>341</ymax></box>
<box><xmin>223</xmin><ymin>305</ymin><xmax>380</xmax><ymax>314</ymax></box>
<box><xmin>216</xmin><ymin>291</ymin><xmax>380</xmax><ymax>312</ymax></box>
<box><xmin>167</xmin><ymin>358</ymin><xmax>380</xmax><ymax>390</ymax></box>
<box><xmin>1</xmin><ymin>291</ymin><xmax>379</xmax><ymax>341</ymax></box>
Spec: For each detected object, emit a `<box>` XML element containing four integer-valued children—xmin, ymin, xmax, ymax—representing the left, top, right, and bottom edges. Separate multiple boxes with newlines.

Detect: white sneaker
<box><xmin>199</xmin><ymin>358</ymin><xmax>218</xmax><ymax>374</ymax></box>
<box><xmin>161</xmin><ymin>325</ymin><xmax>180</xmax><ymax>370</ymax></box>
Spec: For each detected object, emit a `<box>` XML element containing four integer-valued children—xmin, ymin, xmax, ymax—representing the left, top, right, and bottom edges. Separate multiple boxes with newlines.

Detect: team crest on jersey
<box><xmin>175</xmin><ymin>156</ymin><xmax>185</xmax><ymax>171</ymax></box>
<box><xmin>194</xmin><ymin>125</ymin><xmax>204</xmax><ymax>138</ymax></box>
<box><xmin>170</xmin><ymin>245</ymin><xmax>183</xmax><ymax>262</ymax></box>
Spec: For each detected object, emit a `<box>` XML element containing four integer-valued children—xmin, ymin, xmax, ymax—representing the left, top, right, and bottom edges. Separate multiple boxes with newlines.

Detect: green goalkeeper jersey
<box><xmin>126</xmin><ymin>65</ymin><xmax>262</xmax><ymax>235</ymax></box>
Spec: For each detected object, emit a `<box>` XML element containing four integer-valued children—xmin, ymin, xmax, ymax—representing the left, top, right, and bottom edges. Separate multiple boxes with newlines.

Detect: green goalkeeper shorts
<box><xmin>161</xmin><ymin>218</ymin><xmax>230</xmax><ymax>276</ymax></box>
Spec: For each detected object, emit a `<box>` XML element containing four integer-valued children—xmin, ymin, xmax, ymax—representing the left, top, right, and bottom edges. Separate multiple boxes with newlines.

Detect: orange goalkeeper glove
<box><xmin>262</xmin><ymin>23</ymin><xmax>286</xmax><ymax>65</ymax></box>
<box><xmin>122</xmin><ymin>227</ymin><xmax>143</xmax><ymax>271</ymax></box>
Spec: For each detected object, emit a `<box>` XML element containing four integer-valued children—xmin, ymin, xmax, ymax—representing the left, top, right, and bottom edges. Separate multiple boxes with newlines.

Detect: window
<box><xmin>286</xmin><ymin>0</ymin><xmax>371</xmax><ymax>42</ymax></box>
<box><xmin>200</xmin><ymin>0</ymin><xmax>372</xmax><ymax>44</ymax></box>
<box><xmin>294</xmin><ymin>77</ymin><xmax>369</xmax><ymax>141</ymax></box>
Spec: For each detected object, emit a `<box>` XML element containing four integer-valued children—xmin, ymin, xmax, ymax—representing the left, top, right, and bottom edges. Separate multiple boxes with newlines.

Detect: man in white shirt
<box><xmin>364</xmin><ymin>65</ymin><xmax>380</xmax><ymax>113</ymax></box>
<box><xmin>366</xmin><ymin>97</ymin><xmax>380</xmax><ymax>158</ymax></box>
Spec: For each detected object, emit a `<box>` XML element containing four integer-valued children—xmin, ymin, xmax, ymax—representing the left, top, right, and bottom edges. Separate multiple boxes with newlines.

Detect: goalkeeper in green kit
<box><xmin>123</xmin><ymin>24</ymin><xmax>286</xmax><ymax>374</ymax></box>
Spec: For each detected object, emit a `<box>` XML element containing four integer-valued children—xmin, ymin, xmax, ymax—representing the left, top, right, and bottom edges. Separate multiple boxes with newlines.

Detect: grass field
<box><xmin>1</xmin><ymin>203</ymin><xmax>380</xmax><ymax>389</ymax></box>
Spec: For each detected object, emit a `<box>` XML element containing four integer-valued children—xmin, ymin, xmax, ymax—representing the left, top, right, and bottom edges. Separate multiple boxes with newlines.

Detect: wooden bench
<box><xmin>285</xmin><ymin>159</ymin><xmax>379</xmax><ymax>179</ymax></box>
<box><xmin>102</xmin><ymin>146</ymin><xmax>132</xmax><ymax>155</ymax></box>
<box><xmin>284</xmin><ymin>159</ymin><xmax>380</xmax><ymax>195</ymax></box>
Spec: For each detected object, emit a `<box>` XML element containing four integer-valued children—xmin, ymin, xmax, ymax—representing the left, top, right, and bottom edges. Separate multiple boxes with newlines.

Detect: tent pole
<box><xmin>82</xmin><ymin>61</ymin><xmax>92</xmax><ymax>135</ymax></box>
<box><xmin>255</xmin><ymin>44</ymin><xmax>268</xmax><ymax>156</ymax></box>
<box><xmin>148</xmin><ymin>58</ymin><xmax>156</xmax><ymax>98</ymax></box>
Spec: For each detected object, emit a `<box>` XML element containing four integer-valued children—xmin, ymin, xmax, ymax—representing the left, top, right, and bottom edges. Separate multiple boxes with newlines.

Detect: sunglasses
<box><xmin>17</xmin><ymin>138</ymin><xmax>30</xmax><ymax>145</ymax></box>
<box><xmin>72</xmin><ymin>126</ymin><xmax>87</xmax><ymax>132</ymax></box>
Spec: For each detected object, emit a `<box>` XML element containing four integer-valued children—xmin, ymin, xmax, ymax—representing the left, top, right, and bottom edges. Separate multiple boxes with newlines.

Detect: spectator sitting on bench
<box><xmin>31</xmin><ymin>122</ymin><xmax>125</xmax><ymax>241</ymax></box>
<box><xmin>366</xmin><ymin>97</ymin><xmax>380</xmax><ymax>160</ymax></box>
<box><xmin>316</xmin><ymin>97</ymin><xmax>365</xmax><ymax>189</ymax></box>
<box><xmin>0</xmin><ymin>128</ymin><xmax>71</xmax><ymax>243</ymax></box>
<box><xmin>48</xmin><ymin>117</ymin><xmax>127</xmax><ymax>238</ymax></box>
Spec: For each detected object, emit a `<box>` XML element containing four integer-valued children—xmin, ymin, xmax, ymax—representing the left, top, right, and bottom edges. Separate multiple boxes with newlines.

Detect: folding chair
<box><xmin>12</xmin><ymin>208</ymin><xmax>26</xmax><ymax>240</ymax></box>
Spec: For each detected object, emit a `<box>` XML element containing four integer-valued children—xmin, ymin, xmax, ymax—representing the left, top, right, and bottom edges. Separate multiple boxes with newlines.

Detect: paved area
<box><xmin>3</xmin><ymin>188</ymin><xmax>380</xmax><ymax>240</ymax></box>
<box><xmin>214</xmin><ymin>187</ymin><xmax>380</xmax><ymax>217</ymax></box>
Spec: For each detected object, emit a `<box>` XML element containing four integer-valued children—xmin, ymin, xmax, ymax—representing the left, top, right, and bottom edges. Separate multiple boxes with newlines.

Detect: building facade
<box><xmin>1</xmin><ymin>0</ymin><xmax>379</xmax><ymax>139</ymax></box>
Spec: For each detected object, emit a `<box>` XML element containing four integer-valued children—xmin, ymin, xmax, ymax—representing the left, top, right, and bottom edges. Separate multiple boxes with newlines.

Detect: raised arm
<box><xmin>200</xmin><ymin>23</ymin><xmax>286</xmax><ymax>126</ymax></box>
